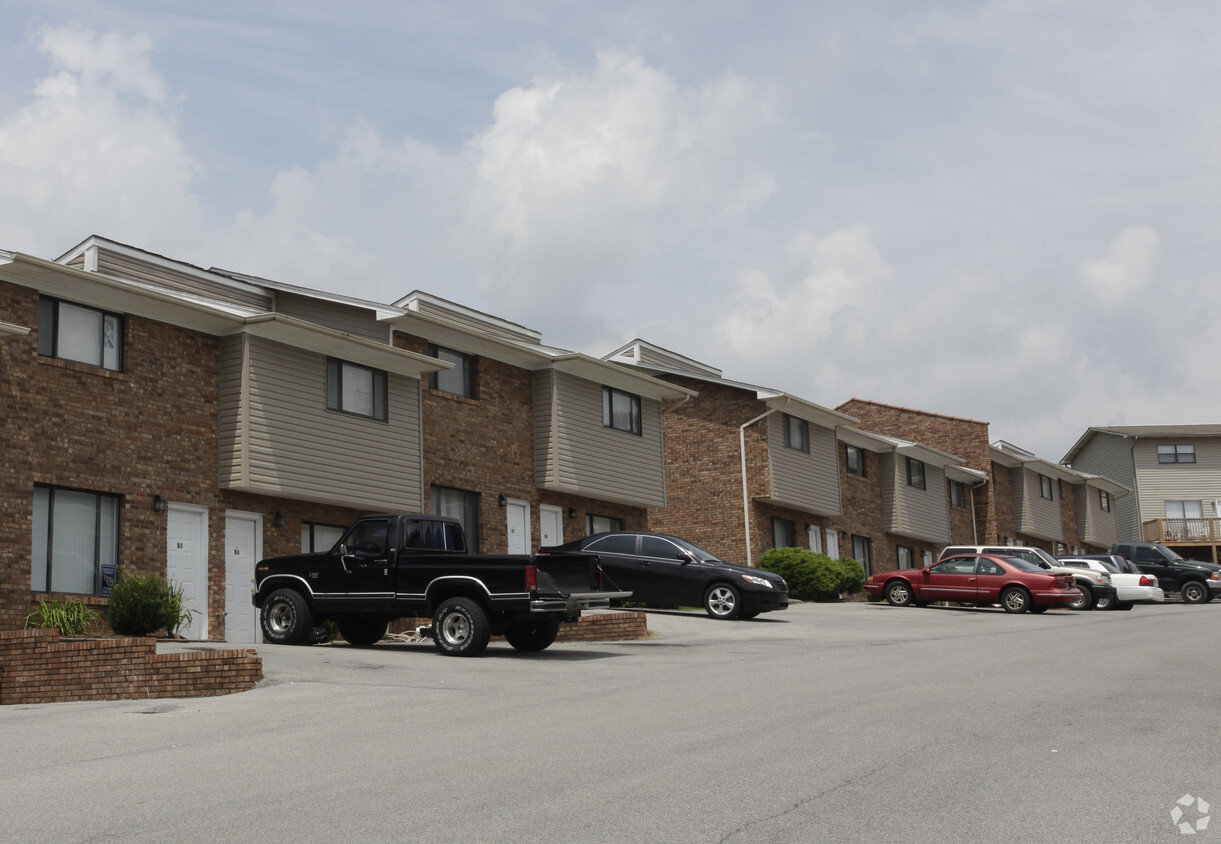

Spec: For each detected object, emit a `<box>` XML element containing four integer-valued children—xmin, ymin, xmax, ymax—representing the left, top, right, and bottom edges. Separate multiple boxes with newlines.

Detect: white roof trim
<box><xmin>215</xmin><ymin>267</ymin><xmax>404</xmax><ymax>321</ymax></box>
<box><xmin>236</xmin><ymin>314</ymin><xmax>449</xmax><ymax>378</ymax></box>
<box><xmin>56</xmin><ymin>236</ymin><xmax>266</xmax><ymax>298</ymax></box>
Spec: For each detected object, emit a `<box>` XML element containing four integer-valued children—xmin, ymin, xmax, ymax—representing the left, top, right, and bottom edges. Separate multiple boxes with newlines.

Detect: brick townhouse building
<box><xmin>836</xmin><ymin>400</ymin><xmax>1127</xmax><ymax>557</ymax></box>
<box><xmin>0</xmin><ymin>236</ymin><xmax>688</xmax><ymax>641</ymax></box>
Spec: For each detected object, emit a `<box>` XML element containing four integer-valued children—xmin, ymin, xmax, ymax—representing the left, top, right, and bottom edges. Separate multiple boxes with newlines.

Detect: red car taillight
<box><xmin>1140</xmin><ymin>575</ymin><xmax>1156</xmax><ymax>587</ymax></box>
<box><xmin>525</xmin><ymin>564</ymin><xmax>537</xmax><ymax>592</ymax></box>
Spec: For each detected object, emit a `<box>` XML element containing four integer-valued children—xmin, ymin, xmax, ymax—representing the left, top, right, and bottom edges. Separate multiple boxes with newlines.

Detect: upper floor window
<box><xmin>845</xmin><ymin>444</ymin><xmax>866</xmax><ymax>476</ymax></box>
<box><xmin>588</xmin><ymin>513</ymin><xmax>624</xmax><ymax>535</ymax></box>
<box><xmin>1157</xmin><ymin>444</ymin><xmax>1196</xmax><ymax>464</ymax></box>
<box><xmin>1038</xmin><ymin>474</ymin><xmax>1055</xmax><ymax>500</ymax></box>
<box><xmin>771</xmin><ymin>517</ymin><xmax>796</xmax><ymax>548</ymax></box>
<box><xmin>906</xmin><ymin>457</ymin><xmax>926</xmax><ymax>490</ymax></box>
<box><xmin>1099</xmin><ymin>490</ymin><xmax>1111</xmax><ymax>513</ymax></box>
<box><xmin>783</xmin><ymin>414</ymin><xmax>810</xmax><ymax>453</ymax></box>
<box><xmin>949</xmin><ymin>479</ymin><xmax>966</xmax><ymax>508</ymax></box>
<box><xmin>32</xmin><ymin>485</ymin><xmax>119</xmax><ymax>595</ymax></box>
<box><xmin>428</xmin><ymin>345</ymin><xmax>477</xmax><ymax>398</ymax></box>
<box><xmin>326</xmin><ymin>357</ymin><xmax>387</xmax><ymax>421</ymax></box>
<box><xmin>38</xmin><ymin>296</ymin><xmax>123</xmax><ymax>371</ymax></box>
<box><xmin>602</xmin><ymin>386</ymin><xmax>641</xmax><ymax>435</ymax></box>
<box><xmin>1165</xmin><ymin>500</ymin><xmax>1203</xmax><ymax>519</ymax></box>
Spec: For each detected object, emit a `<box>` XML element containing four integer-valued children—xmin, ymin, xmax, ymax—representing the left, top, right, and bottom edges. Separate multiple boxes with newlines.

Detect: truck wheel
<box><xmin>504</xmin><ymin>619</ymin><xmax>561</xmax><ymax>652</ymax></box>
<box><xmin>339</xmin><ymin>620</ymin><xmax>388</xmax><ymax>647</ymax></box>
<box><xmin>704</xmin><ymin>584</ymin><xmax>742</xmax><ymax>619</ymax></box>
<box><xmin>261</xmin><ymin>588</ymin><xmax>313</xmax><ymax>645</ymax></box>
<box><xmin>1181</xmin><ymin>580</ymin><xmax>1208</xmax><ymax>604</ymax></box>
<box><xmin>433</xmin><ymin>597</ymin><xmax>492</xmax><ymax>657</ymax></box>
<box><xmin>1068</xmin><ymin>583</ymin><xmax>1094</xmax><ymax>611</ymax></box>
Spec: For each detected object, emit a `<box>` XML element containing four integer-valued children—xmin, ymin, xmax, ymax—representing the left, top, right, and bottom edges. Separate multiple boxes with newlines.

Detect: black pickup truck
<box><xmin>253</xmin><ymin>514</ymin><xmax>628</xmax><ymax>656</ymax></box>
<box><xmin>1112</xmin><ymin>542</ymin><xmax>1221</xmax><ymax>604</ymax></box>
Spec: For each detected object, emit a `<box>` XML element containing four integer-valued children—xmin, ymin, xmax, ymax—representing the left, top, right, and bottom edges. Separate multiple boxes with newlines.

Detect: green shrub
<box><xmin>24</xmin><ymin>599</ymin><xmax>101</xmax><ymax>637</ymax></box>
<box><xmin>758</xmin><ymin>548</ymin><xmax>867</xmax><ymax>602</ymax></box>
<box><xmin>108</xmin><ymin>572</ymin><xmax>195</xmax><ymax>637</ymax></box>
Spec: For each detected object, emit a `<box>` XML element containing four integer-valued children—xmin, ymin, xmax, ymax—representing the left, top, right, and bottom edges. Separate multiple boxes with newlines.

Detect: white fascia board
<box><xmin>393</xmin><ymin>291</ymin><xmax>543</xmax><ymax>344</ymax></box>
<box><xmin>945</xmin><ymin>464</ymin><xmax>989</xmax><ymax>483</ymax></box>
<box><xmin>1075</xmin><ymin>472</ymin><xmax>1131</xmax><ymax>496</ymax></box>
<box><xmin>57</xmin><ymin>236</ymin><xmax>267</xmax><ymax>299</ymax></box>
<box><xmin>842</xmin><ymin>426</ymin><xmax>966</xmax><ymax>466</ymax></box>
<box><xmin>0</xmin><ymin>318</ymin><xmax>31</xmax><ymax>338</ymax></box>
<box><xmin>236</xmin><ymin>314</ymin><xmax>449</xmax><ymax>378</ymax></box>
<box><xmin>550</xmin><ymin>353</ymin><xmax>695</xmax><ymax>402</ymax></box>
<box><xmin>1</xmin><ymin>252</ymin><xmax>251</xmax><ymax>334</ymax></box>
<box><xmin>215</xmin><ymin>267</ymin><xmax>404</xmax><ymax>321</ymax></box>
<box><xmin>991</xmin><ymin>444</ymin><xmax>1082</xmax><ymax>483</ymax></box>
<box><xmin>763</xmin><ymin>394</ymin><xmax>858</xmax><ymax>430</ymax></box>
<box><xmin>387</xmin><ymin>309</ymin><xmax>558</xmax><ymax>369</ymax></box>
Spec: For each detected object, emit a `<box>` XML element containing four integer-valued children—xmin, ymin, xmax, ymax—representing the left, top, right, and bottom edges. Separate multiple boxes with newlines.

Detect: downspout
<box><xmin>740</xmin><ymin>401</ymin><xmax>788</xmax><ymax>567</ymax></box>
<box><xmin>969</xmin><ymin>479</ymin><xmax>989</xmax><ymax>545</ymax></box>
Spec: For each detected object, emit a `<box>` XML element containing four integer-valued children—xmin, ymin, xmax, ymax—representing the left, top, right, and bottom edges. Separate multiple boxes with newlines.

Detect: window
<box><xmin>38</xmin><ymin>296</ymin><xmax>123</xmax><ymax>371</ymax></box>
<box><xmin>771</xmin><ymin>517</ymin><xmax>796</xmax><ymax>548</ymax></box>
<box><xmin>851</xmin><ymin>535</ymin><xmax>872</xmax><ymax>576</ymax></box>
<box><xmin>783</xmin><ymin>414</ymin><xmax>809</xmax><ymax>453</ymax></box>
<box><xmin>1165</xmin><ymin>500</ymin><xmax>1203</xmax><ymax>519</ymax></box>
<box><xmin>1039</xmin><ymin>474</ymin><xmax>1054</xmax><ymax>500</ymax></box>
<box><xmin>32</xmin><ymin>486</ymin><xmax>119</xmax><ymax>595</ymax></box>
<box><xmin>906</xmin><ymin>457</ymin><xmax>926</xmax><ymax>490</ymax></box>
<box><xmin>949</xmin><ymin>480</ymin><xmax>965</xmax><ymax>508</ymax></box>
<box><xmin>845</xmin><ymin>445</ymin><xmax>866</xmax><ymax>477</ymax></box>
<box><xmin>587</xmin><ymin>514</ymin><xmax>624</xmax><ymax>535</ymax></box>
<box><xmin>302</xmin><ymin>522</ymin><xmax>345</xmax><ymax>553</ymax></box>
<box><xmin>602</xmin><ymin>386</ymin><xmax>642</xmax><ymax>435</ymax></box>
<box><xmin>897</xmin><ymin>545</ymin><xmax>913</xmax><ymax>570</ymax></box>
<box><xmin>641</xmin><ymin>535</ymin><xmax>685</xmax><ymax>559</ymax></box>
<box><xmin>428</xmin><ymin>345</ymin><xmax>477</xmax><ymax>398</ymax></box>
<box><xmin>587</xmin><ymin>533</ymin><xmax>636</xmax><ymax>553</ymax></box>
<box><xmin>1099</xmin><ymin>490</ymin><xmax>1111</xmax><ymax>513</ymax></box>
<box><xmin>1157</xmin><ymin>444</ymin><xmax>1196</xmax><ymax>464</ymax></box>
<box><xmin>326</xmin><ymin>357</ymin><xmax>387</xmax><ymax>421</ymax></box>
<box><xmin>431</xmin><ymin>486</ymin><xmax>480</xmax><ymax>550</ymax></box>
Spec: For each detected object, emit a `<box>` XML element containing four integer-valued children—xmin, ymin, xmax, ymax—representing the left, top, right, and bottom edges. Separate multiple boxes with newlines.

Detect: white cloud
<box><xmin>1078</xmin><ymin>226</ymin><xmax>1163</xmax><ymax>307</ymax></box>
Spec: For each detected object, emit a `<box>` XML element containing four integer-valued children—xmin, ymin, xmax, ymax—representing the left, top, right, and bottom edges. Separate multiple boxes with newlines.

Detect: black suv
<box><xmin>1111</xmin><ymin>542</ymin><xmax>1221</xmax><ymax>604</ymax></box>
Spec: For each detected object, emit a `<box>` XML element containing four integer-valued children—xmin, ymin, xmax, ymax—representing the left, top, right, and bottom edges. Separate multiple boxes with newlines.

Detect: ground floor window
<box><xmin>431</xmin><ymin>486</ymin><xmax>480</xmax><ymax>550</ymax></box>
<box><xmin>851</xmin><ymin>535</ymin><xmax>872</xmax><ymax>576</ymax></box>
<box><xmin>301</xmin><ymin>521</ymin><xmax>345</xmax><ymax>553</ymax></box>
<box><xmin>897</xmin><ymin>545</ymin><xmax>913</xmax><ymax>570</ymax></box>
<box><xmin>32</xmin><ymin>485</ymin><xmax>119</xmax><ymax>595</ymax></box>
<box><xmin>771</xmin><ymin>517</ymin><xmax>796</xmax><ymax>548</ymax></box>
<box><xmin>587</xmin><ymin>514</ymin><xmax>624</xmax><ymax>535</ymax></box>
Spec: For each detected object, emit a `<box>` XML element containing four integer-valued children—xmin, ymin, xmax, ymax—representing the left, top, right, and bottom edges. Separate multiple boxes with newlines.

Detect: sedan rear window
<box><xmin>587</xmin><ymin>534</ymin><xmax>637</xmax><ymax>554</ymax></box>
<box><xmin>1003</xmin><ymin>557</ymin><xmax>1043</xmax><ymax>573</ymax></box>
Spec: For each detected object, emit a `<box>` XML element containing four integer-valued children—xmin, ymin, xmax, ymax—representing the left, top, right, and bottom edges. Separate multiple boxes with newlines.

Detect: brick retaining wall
<box><xmin>0</xmin><ymin>628</ymin><xmax>262</xmax><ymax>705</ymax></box>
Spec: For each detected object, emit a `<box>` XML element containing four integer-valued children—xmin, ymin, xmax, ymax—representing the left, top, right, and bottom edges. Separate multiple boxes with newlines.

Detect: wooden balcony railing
<box><xmin>1142</xmin><ymin>518</ymin><xmax>1221</xmax><ymax>544</ymax></box>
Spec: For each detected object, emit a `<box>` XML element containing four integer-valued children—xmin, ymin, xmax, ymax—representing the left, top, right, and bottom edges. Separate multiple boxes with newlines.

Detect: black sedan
<box><xmin>538</xmin><ymin>532</ymin><xmax>789</xmax><ymax>620</ymax></box>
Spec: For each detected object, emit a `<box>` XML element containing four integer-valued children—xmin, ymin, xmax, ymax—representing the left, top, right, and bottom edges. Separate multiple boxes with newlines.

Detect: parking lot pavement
<box><xmin>6</xmin><ymin>600</ymin><xmax>1221</xmax><ymax>843</ymax></box>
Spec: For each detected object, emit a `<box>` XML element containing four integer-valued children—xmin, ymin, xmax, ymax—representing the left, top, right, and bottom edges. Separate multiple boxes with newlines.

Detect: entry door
<box><xmin>506</xmin><ymin>500</ymin><xmax>530</xmax><ymax>555</ymax></box>
<box><xmin>540</xmin><ymin>505</ymin><xmax>564</xmax><ymax>548</ymax></box>
<box><xmin>224</xmin><ymin>511</ymin><xmax>263</xmax><ymax>644</ymax></box>
<box><xmin>825</xmin><ymin>531</ymin><xmax>840</xmax><ymax>559</ymax></box>
<box><xmin>166</xmin><ymin>503</ymin><xmax>209</xmax><ymax>640</ymax></box>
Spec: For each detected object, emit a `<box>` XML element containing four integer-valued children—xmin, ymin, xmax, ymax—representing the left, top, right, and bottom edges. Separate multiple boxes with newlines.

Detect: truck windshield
<box><xmin>1154</xmin><ymin>544</ymin><xmax>1186</xmax><ymax>562</ymax></box>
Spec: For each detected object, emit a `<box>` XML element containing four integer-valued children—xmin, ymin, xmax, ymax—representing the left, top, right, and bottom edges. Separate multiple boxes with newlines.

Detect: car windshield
<box><xmin>1004</xmin><ymin>557</ymin><xmax>1044</xmax><ymax>573</ymax></box>
<box><xmin>668</xmin><ymin>537</ymin><xmax>723</xmax><ymax>563</ymax></box>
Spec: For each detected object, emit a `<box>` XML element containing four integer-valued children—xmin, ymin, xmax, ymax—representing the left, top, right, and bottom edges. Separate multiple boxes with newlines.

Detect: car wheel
<box><xmin>1000</xmin><ymin>587</ymin><xmax>1031</xmax><ymax>613</ymax></box>
<box><xmin>885</xmin><ymin>580</ymin><xmax>914</xmax><ymax>607</ymax></box>
<box><xmin>1181</xmin><ymin>580</ymin><xmax>1208</xmax><ymax>604</ymax></box>
<box><xmin>504</xmin><ymin>619</ymin><xmax>561</xmax><ymax>652</ymax></box>
<box><xmin>260</xmin><ymin>588</ymin><xmax>313</xmax><ymax>645</ymax></box>
<box><xmin>704</xmin><ymin>584</ymin><xmax>742</xmax><ymax>619</ymax></box>
<box><xmin>338</xmin><ymin>619</ymin><xmax>388</xmax><ymax>647</ymax></box>
<box><xmin>1094</xmin><ymin>592</ymin><xmax>1115</xmax><ymax>611</ymax></box>
<box><xmin>1069</xmin><ymin>583</ymin><xmax>1095</xmax><ymax>611</ymax></box>
<box><xmin>432</xmin><ymin>597</ymin><xmax>492</xmax><ymax>656</ymax></box>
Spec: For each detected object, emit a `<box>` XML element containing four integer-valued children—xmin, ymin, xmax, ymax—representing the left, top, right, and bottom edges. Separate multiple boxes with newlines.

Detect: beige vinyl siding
<box><xmin>765</xmin><ymin>415</ymin><xmax>841</xmax><ymax>516</ymax></box>
<box><xmin>1133</xmin><ymin>438</ymin><xmax>1221</xmax><ymax>523</ymax></box>
<box><xmin>94</xmin><ymin>248</ymin><xmax>271</xmax><ymax>310</ymax></box>
<box><xmin>1070</xmin><ymin>433</ymin><xmax>1139</xmax><ymax>539</ymax></box>
<box><xmin>533</xmin><ymin>370</ymin><xmax>667</xmax><ymax>507</ymax></box>
<box><xmin>880</xmin><ymin>454</ymin><xmax>951</xmax><ymax>544</ymax></box>
<box><xmin>220</xmin><ymin>334</ymin><xmax>424</xmax><ymax>511</ymax></box>
<box><xmin>1011</xmin><ymin>467</ymin><xmax>1064</xmax><ymax>542</ymax></box>
<box><xmin>274</xmin><ymin>291</ymin><xmax>389</xmax><ymax>343</ymax></box>
<box><xmin>1075</xmin><ymin>484</ymin><xmax>1118</xmax><ymax>548</ymax></box>
<box><xmin>218</xmin><ymin>335</ymin><xmax>246</xmax><ymax>486</ymax></box>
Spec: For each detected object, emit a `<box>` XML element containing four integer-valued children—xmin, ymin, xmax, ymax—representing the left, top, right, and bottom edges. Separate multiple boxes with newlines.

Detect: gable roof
<box><xmin>1062</xmin><ymin>424</ymin><xmax>1221</xmax><ymax>464</ymax></box>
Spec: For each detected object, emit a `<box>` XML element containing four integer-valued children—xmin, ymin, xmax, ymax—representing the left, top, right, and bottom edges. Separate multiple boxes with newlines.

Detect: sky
<box><xmin>2</xmin><ymin>1</ymin><xmax>1219</xmax><ymax>462</ymax></box>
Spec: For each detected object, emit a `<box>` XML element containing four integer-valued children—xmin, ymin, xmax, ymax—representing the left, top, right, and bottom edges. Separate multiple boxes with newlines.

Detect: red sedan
<box><xmin>864</xmin><ymin>553</ymin><xmax>1080</xmax><ymax>613</ymax></box>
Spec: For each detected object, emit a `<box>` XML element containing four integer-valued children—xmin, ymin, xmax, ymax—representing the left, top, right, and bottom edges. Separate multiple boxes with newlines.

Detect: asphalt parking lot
<box><xmin>2</xmin><ymin>601</ymin><xmax>1218</xmax><ymax>842</ymax></box>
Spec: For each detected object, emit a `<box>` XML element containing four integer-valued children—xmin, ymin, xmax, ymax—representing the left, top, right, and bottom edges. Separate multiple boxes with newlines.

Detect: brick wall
<box><xmin>0</xmin><ymin>628</ymin><xmax>261</xmax><ymax>704</ymax></box>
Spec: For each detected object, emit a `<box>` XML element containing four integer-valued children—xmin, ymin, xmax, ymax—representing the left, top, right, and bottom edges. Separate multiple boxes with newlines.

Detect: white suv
<box><xmin>939</xmin><ymin>545</ymin><xmax>1115</xmax><ymax>611</ymax></box>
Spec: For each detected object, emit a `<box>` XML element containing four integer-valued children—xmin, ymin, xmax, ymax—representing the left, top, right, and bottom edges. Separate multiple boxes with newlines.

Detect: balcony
<box><xmin>1141</xmin><ymin>518</ymin><xmax>1221</xmax><ymax>544</ymax></box>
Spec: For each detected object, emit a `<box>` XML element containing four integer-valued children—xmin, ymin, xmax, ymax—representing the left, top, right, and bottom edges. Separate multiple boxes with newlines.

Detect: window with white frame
<box><xmin>431</xmin><ymin>486</ymin><xmax>480</xmax><ymax>550</ymax></box>
<box><xmin>32</xmin><ymin>485</ymin><xmax>119</xmax><ymax>595</ymax></box>
<box><xmin>852</xmin><ymin>535</ymin><xmax>872</xmax><ymax>576</ymax></box>
<box><xmin>301</xmin><ymin>522</ymin><xmax>346</xmax><ymax>553</ymax></box>
<box><xmin>428</xmin><ymin>345</ymin><xmax>477</xmax><ymax>398</ymax></box>
<box><xmin>1165</xmin><ymin>500</ymin><xmax>1203</xmax><ymax>519</ymax></box>
<box><xmin>949</xmin><ymin>479</ymin><xmax>965</xmax><ymax>508</ymax></box>
<box><xmin>783</xmin><ymin>414</ymin><xmax>810</xmax><ymax>453</ymax></box>
<box><xmin>1099</xmin><ymin>490</ymin><xmax>1111</xmax><ymax>513</ymax></box>
<box><xmin>771</xmin><ymin>517</ymin><xmax>796</xmax><ymax>548</ymax></box>
<box><xmin>845</xmin><ymin>444</ymin><xmax>866</xmax><ymax>477</ymax></box>
<box><xmin>326</xmin><ymin>357</ymin><xmax>388</xmax><ymax>421</ymax></box>
<box><xmin>906</xmin><ymin>457</ymin><xmax>926</xmax><ymax>490</ymax></box>
<box><xmin>602</xmin><ymin>386</ymin><xmax>642</xmax><ymax>435</ymax></box>
<box><xmin>1157</xmin><ymin>444</ymin><xmax>1196</xmax><ymax>464</ymax></box>
<box><xmin>1039</xmin><ymin>474</ymin><xmax>1054</xmax><ymax>500</ymax></box>
<box><xmin>38</xmin><ymin>296</ymin><xmax>124</xmax><ymax>371</ymax></box>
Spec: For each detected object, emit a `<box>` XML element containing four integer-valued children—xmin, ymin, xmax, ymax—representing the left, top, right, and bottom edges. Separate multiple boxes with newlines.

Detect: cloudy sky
<box><xmin>2</xmin><ymin>1</ymin><xmax>1218</xmax><ymax>461</ymax></box>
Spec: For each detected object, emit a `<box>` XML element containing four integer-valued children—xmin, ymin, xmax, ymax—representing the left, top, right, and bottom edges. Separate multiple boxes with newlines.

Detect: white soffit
<box><xmin>0</xmin><ymin>319</ymin><xmax>31</xmax><ymax>338</ymax></box>
<box><xmin>763</xmin><ymin>394</ymin><xmax>857</xmax><ymax>430</ymax></box>
<box><xmin>237</xmin><ymin>314</ymin><xmax>449</xmax><ymax>378</ymax></box>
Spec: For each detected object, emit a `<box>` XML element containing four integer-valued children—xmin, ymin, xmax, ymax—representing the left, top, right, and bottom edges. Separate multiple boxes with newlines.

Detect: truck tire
<box><xmin>504</xmin><ymin>619</ymin><xmax>561</xmax><ymax>652</ymax></box>
<box><xmin>433</xmin><ymin>597</ymin><xmax>492</xmax><ymax>657</ymax></box>
<box><xmin>261</xmin><ymin>588</ymin><xmax>313</xmax><ymax>645</ymax></box>
<box><xmin>1069</xmin><ymin>583</ymin><xmax>1095</xmax><ymax>611</ymax></box>
<box><xmin>339</xmin><ymin>619</ymin><xmax>388</xmax><ymax>647</ymax></box>
<box><xmin>1181</xmin><ymin>580</ymin><xmax>1208</xmax><ymax>604</ymax></box>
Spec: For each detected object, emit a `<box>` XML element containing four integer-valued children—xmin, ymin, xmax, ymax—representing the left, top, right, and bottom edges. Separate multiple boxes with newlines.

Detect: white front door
<box><xmin>506</xmin><ymin>500</ymin><xmax>530</xmax><ymax>555</ymax></box>
<box><xmin>825</xmin><ymin>530</ymin><xmax>840</xmax><ymax>560</ymax></box>
<box><xmin>807</xmin><ymin>525</ymin><xmax>822</xmax><ymax>554</ymax></box>
<box><xmin>166</xmin><ymin>503</ymin><xmax>209</xmax><ymax>640</ymax></box>
<box><xmin>224</xmin><ymin>511</ymin><xmax>263</xmax><ymax>644</ymax></box>
<box><xmin>540</xmin><ymin>505</ymin><xmax>564</xmax><ymax>548</ymax></box>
